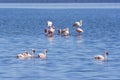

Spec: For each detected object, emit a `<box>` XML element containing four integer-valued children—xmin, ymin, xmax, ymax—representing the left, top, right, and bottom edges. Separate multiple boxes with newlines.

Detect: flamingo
<box><xmin>38</xmin><ymin>49</ymin><xmax>48</xmax><ymax>59</ymax></box>
<box><xmin>58</xmin><ymin>28</ymin><xmax>69</xmax><ymax>36</ymax></box>
<box><xmin>17</xmin><ymin>49</ymin><xmax>35</xmax><ymax>58</ymax></box>
<box><xmin>94</xmin><ymin>51</ymin><xmax>109</xmax><ymax>61</ymax></box>
<box><xmin>45</xmin><ymin>21</ymin><xmax>55</xmax><ymax>36</ymax></box>
<box><xmin>17</xmin><ymin>50</ymin><xmax>29</xmax><ymax>58</ymax></box>
<box><xmin>62</xmin><ymin>28</ymin><xmax>69</xmax><ymax>36</ymax></box>
<box><xmin>76</xmin><ymin>27</ymin><xmax>83</xmax><ymax>33</ymax></box>
<box><xmin>17</xmin><ymin>53</ymin><xmax>24</xmax><ymax>58</ymax></box>
<box><xmin>73</xmin><ymin>20</ymin><xmax>82</xmax><ymax>27</ymax></box>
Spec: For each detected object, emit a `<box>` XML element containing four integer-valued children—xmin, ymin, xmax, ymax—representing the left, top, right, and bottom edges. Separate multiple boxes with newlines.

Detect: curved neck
<box><xmin>104</xmin><ymin>53</ymin><xmax>108</xmax><ymax>60</ymax></box>
<box><xmin>44</xmin><ymin>51</ymin><xmax>47</xmax><ymax>56</ymax></box>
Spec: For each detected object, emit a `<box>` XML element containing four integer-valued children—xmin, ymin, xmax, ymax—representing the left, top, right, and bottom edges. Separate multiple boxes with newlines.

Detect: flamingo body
<box><xmin>58</xmin><ymin>28</ymin><xmax>69</xmax><ymax>36</ymax></box>
<box><xmin>76</xmin><ymin>28</ymin><xmax>83</xmax><ymax>33</ymax></box>
<box><xmin>73</xmin><ymin>20</ymin><xmax>82</xmax><ymax>27</ymax></box>
<box><xmin>17</xmin><ymin>49</ymin><xmax>35</xmax><ymax>59</ymax></box>
<box><xmin>94</xmin><ymin>51</ymin><xmax>109</xmax><ymax>61</ymax></box>
<box><xmin>94</xmin><ymin>55</ymin><xmax>105</xmax><ymax>60</ymax></box>
<box><xmin>38</xmin><ymin>49</ymin><xmax>47</xmax><ymax>59</ymax></box>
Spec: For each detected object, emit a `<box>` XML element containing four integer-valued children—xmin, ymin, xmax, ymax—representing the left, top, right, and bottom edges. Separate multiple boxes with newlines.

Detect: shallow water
<box><xmin>0</xmin><ymin>8</ymin><xmax>120</xmax><ymax>80</ymax></box>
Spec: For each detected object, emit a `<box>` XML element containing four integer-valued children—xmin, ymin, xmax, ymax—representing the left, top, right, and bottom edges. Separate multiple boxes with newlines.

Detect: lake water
<box><xmin>0</xmin><ymin>8</ymin><xmax>120</xmax><ymax>80</ymax></box>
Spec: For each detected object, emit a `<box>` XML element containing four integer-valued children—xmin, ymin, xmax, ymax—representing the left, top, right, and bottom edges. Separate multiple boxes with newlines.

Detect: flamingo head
<box><xmin>32</xmin><ymin>49</ymin><xmax>35</xmax><ymax>53</ymax></box>
<box><xmin>104</xmin><ymin>51</ymin><xmax>109</xmax><ymax>55</ymax></box>
<box><xmin>44</xmin><ymin>49</ymin><xmax>48</xmax><ymax>53</ymax></box>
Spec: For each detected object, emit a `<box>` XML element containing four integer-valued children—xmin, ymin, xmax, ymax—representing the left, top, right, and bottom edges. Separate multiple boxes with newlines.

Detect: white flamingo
<box><xmin>94</xmin><ymin>51</ymin><xmax>109</xmax><ymax>61</ymax></box>
<box><xmin>76</xmin><ymin>27</ymin><xmax>83</xmax><ymax>33</ymax></box>
<box><xmin>17</xmin><ymin>50</ymin><xmax>28</xmax><ymax>58</ymax></box>
<box><xmin>58</xmin><ymin>28</ymin><xmax>69</xmax><ymax>36</ymax></box>
<box><xmin>73</xmin><ymin>20</ymin><xmax>82</xmax><ymax>27</ymax></box>
<box><xmin>38</xmin><ymin>49</ymin><xmax>48</xmax><ymax>59</ymax></box>
<box><xmin>62</xmin><ymin>28</ymin><xmax>69</xmax><ymax>36</ymax></box>
<box><xmin>45</xmin><ymin>21</ymin><xmax>55</xmax><ymax>36</ymax></box>
<box><xmin>17</xmin><ymin>49</ymin><xmax>35</xmax><ymax>58</ymax></box>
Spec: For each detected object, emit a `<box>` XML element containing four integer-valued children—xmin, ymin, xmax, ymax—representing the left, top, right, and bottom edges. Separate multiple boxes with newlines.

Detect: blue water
<box><xmin>0</xmin><ymin>8</ymin><xmax>120</xmax><ymax>80</ymax></box>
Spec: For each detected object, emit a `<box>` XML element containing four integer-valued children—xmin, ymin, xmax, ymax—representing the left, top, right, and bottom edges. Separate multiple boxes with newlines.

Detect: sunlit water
<box><xmin>0</xmin><ymin>8</ymin><xmax>120</xmax><ymax>80</ymax></box>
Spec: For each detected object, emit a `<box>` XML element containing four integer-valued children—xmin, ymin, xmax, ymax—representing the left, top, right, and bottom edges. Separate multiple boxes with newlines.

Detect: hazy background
<box><xmin>0</xmin><ymin>0</ymin><xmax>120</xmax><ymax>3</ymax></box>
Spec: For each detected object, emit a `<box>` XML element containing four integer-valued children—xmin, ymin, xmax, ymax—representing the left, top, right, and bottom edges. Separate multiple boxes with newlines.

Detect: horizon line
<box><xmin>0</xmin><ymin>3</ymin><xmax>120</xmax><ymax>9</ymax></box>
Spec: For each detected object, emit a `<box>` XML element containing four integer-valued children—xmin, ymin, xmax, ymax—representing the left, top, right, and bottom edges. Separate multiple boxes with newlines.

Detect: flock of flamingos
<box><xmin>17</xmin><ymin>20</ymin><xmax>109</xmax><ymax>61</ymax></box>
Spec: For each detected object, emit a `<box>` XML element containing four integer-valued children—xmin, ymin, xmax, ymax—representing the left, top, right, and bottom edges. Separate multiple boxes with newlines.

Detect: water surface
<box><xmin>0</xmin><ymin>8</ymin><xmax>120</xmax><ymax>80</ymax></box>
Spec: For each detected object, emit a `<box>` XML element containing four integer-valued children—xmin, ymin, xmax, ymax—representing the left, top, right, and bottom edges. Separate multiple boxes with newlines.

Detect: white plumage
<box><xmin>47</xmin><ymin>21</ymin><xmax>52</xmax><ymax>27</ymax></box>
<box><xmin>94</xmin><ymin>51</ymin><xmax>109</xmax><ymax>61</ymax></box>
<box><xmin>73</xmin><ymin>20</ymin><xmax>82</xmax><ymax>27</ymax></box>
<box><xmin>17</xmin><ymin>49</ymin><xmax>35</xmax><ymax>58</ymax></box>
<box><xmin>38</xmin><ymin>49</ymin><xmax>48</xmax><ymax>59</ymax></box>
<box><xmin>76</xmin><ymin>27</ymin><xmax>84</xmax><ymax>33</ymax></box>
<box><xmin>58</xmin><ymin>28</ymin><xmax>69</xmax><ymax>36</ymax></box>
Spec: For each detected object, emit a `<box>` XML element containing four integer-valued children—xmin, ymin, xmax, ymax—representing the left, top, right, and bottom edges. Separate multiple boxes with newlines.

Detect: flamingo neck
<box><xmin>44</xmin><ymin>51</ymin><xmax>47</xmax><ymax>56</ymax></box>
<box><xmin>104</xmin><ymin>53</ymin><xmax>107</xmax><ymax>60</ymax></box>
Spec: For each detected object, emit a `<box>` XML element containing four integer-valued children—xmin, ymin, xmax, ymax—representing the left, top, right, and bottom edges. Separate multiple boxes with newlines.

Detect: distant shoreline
<box><xmin>0</xmin><ymin>3</ymin><xmax>120</xmax><ymax>9</ymax></box>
